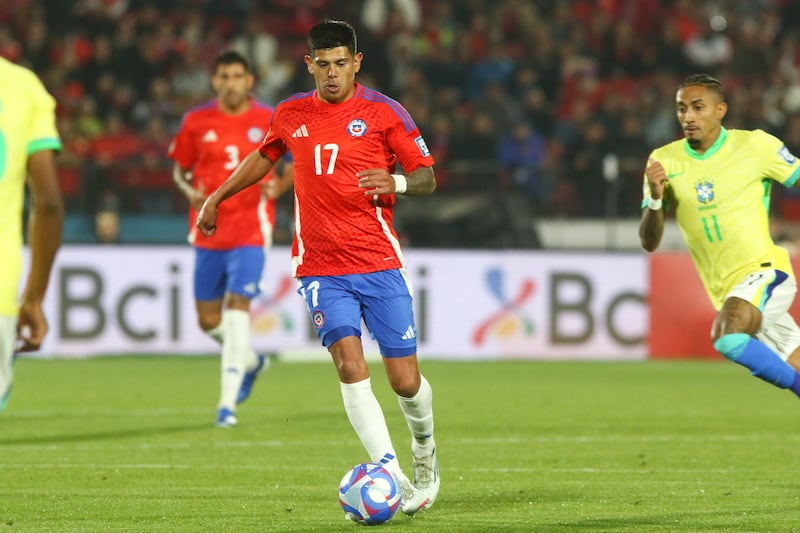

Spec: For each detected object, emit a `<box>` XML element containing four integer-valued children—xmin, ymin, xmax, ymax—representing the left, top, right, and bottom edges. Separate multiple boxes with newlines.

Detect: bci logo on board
<box><xmin>44</xmin><ymin>250</ymin><xmax>648</xmax><ymax>357</ymax></box>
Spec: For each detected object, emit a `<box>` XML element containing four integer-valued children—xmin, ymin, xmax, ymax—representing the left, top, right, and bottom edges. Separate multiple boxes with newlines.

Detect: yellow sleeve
<box><xmin>751</xmin><ymin>129</ymin><xmax>800</xmax><ymax>186</ymax></box>
<box><xmin>23</xmin><ymin>69</ymin><xmax>62</xmax><ymax>154</ymax></box>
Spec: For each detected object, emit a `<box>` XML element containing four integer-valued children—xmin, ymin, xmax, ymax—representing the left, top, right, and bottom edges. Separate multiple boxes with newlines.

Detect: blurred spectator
<box><xmin>95</xmin><ymin>207</ymin><xmax>121</xmax><ymax>243</ymax></box>
<box><xmin>683</xmin><ymin>16</ymin><xmax>733</xmax><ymax>70</ymax></box>
<box><xmin>2</xmin><ymin>0</ymin><xmax>799</xmax><ymax>240</ymax></box>
<box><xmin>171</xmin><ymin>48</ymin><xmax>212</xmax><ymax>108</ymax></box>
<box><xmin>571</xmin><ymin>120</ymin><xmax>611</xmax><ymax>218</ymax></box>
<box><xmin>497</xmin><ymin>119</ymin><xmax>548</xmax><ymax>205</ymax></box>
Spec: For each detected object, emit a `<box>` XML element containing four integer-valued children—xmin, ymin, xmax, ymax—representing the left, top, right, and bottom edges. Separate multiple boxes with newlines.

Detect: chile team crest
<box><xmin>695</xmin><ymin>180</ymin><xmax>714</xmax><ymax>205</ymax></box>
<box><xmin>247</xmin><ymin>127</ymin><xmax>264</xmax><ymax>143</ymax></box>
<box><xmin>312</xmin><ymin>310</ymin><xmax>325</xmax><ymax>329</ymax></box>
<box><xmin>347</xmin><ymin>119</ymin><xmax>368</xmax><ymax>137</ymax></box>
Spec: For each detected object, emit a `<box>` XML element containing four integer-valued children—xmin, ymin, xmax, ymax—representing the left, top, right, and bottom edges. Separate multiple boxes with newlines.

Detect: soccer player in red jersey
<box><xmin>168</xmin><ymin>50</ymin><xmax>293</xmax><ymax>428</ymax></box>
<box><xmin>196</xmin><ymin>21</ymin><xmax>439</xmax><ymax>515</ymax></box>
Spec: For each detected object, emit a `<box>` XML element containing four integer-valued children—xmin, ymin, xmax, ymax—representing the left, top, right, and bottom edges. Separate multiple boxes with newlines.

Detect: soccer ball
<box><xmin>338</xmin><ymin>462</ymin><xmax>401</xmax><ymax>525</ymax></box>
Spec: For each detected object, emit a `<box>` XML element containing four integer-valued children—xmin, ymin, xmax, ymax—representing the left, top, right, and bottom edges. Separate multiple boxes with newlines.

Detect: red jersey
<box><xmin>169</xmin><ymin>98</ymin><xmax>276</xmax><ymax>250</ymax></box>
<box><xmin>259</xmin><ymin>84</ymin><xmax>434</xmax><ymax>277</ymax></box>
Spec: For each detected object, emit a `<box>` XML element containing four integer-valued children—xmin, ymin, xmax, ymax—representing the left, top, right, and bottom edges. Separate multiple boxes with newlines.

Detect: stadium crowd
<box><xmin>4</xmin><ymin>0</ymin><xmax>800</xmax><ymax>239</ymax></box>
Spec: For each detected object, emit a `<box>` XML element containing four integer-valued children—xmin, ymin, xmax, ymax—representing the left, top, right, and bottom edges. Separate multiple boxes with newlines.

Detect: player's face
<box><xmin>675</xmin><ymin>85</ymin><xmax>727</xmax><ymax>152</ymax></box>
<box><xmin>212</xmin><ymin>62</ymin><xmax>253</xmax><ymax>113</ymax></box>
<box><xmin>305</xmin><ymin>46</ymin><xmax>362</xmax><ymax>104</ymax></box>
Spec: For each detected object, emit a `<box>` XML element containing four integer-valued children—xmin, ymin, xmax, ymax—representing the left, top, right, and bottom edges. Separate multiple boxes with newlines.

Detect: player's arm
<box><xmin>196</xmin><ymin>149</ymin><xmax>275</xmax><ymax>236</ymax></box>
<box><xmin>18</xmin><ymin>149</ymin><xmax>64</xmax><ymax>352</ymax></box>
<box><xmin>357</xmin><ymin>165</ymin><xmax>436</xmax><ymax>196</ymax></box>
<box><xmin>261</xmin><ymin>160</ymin><xmax>295</xmax><ymax>199</ymax></box>
<box><xmin>639</xmin><ymin>158</ymin><xmax>668</xmax><ymax>252</ymax></box>
<box><xmin>172</xmin><ymin>164</ymin><xmax>205</xmax><ymax>210</ymax></box>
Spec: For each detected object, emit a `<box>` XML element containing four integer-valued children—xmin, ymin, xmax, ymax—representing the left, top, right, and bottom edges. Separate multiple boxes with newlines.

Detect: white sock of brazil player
<box><xmin>0</xmin><ymin>316</ymin><xmax>17</xmax><ymax>409</ymax></box>
<box><xmin>218</xmin><ymin>309</ymin><xmax>251</xmax><ymax>408</ymax></box>
<box><xmin>397</xmin><ymin>375</ymin><xmax>436</xmax><ymax>457</ymax></box>
<box><xmin>340</xmin><ymin>378</ymin><xmax>403</xmax><ymax>476</ymax></box>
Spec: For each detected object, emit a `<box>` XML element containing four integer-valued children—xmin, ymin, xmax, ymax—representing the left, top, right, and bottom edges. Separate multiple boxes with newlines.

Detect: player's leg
<box><xmin>361</xmin><ymin>269</ymin><xmax>439</xmax><ymax>513</ymax></box>
<box><xmin>215</xmin><ymin>246</ymin><xmax>267</xmax><ymax>423</ymax></box>
<box><xmin>711</xmin><ymin>269</ymin><xmax>800</xmax><ymax>397</ymax></box>
<box><xmin>758</xmin><ymin>313</ymin><xmax>800</xmax><ymax>374</ymax></box>
<box><xmin>223</xmin><ymin>291</ymin><xmax>267</xmax><ymax>405</ymax></box>
<box><xmin>193</xmin><ymin>248</ymin><xmax>235</xmax><ymax>425</ymax></box>
<box><xmin>788</xmin><ymin>347</ymin><xmax>800</xmax><ymax>372</ymax></box>
<box><xmin>194</xmin><ymin>247</ymin><xmax>255</xmax><ymax>426</ymax></box>
<box><xmin>297</xmin><ymin>276</ymin><xmax>404</xmax><ymax>479</ymax></box>
<box><xmin>0</xmin><ymin>315</ymin><xmax>18</xmax><ymax>410</ymax></box>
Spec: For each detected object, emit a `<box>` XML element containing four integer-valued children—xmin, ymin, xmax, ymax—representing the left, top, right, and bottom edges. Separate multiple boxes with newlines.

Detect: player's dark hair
<box><xmin>307</xmin><ymin>19</ymin><xmax>357</xmax><ymax>55</ymax></box>
<box><xmin>213</xmin><ymin>50</ymin><xmax>251</xmax><ymax>73</ymax></box>
<box><xmin>679</xmin><ymin>73</ymin><xmax>725</xmax><ymax>102</ymax></box>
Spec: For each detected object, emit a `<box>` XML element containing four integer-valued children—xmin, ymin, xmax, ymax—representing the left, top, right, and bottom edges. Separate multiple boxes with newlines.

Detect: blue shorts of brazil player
<box><xmin>297</xmin><ymin>269</ymin><xmax>418</xmax><ymax>357</ymax></box>
<box><xmin>194</xmin><ymin>246</ymin><xmax>265</xmax><ymax>302</ymax></box>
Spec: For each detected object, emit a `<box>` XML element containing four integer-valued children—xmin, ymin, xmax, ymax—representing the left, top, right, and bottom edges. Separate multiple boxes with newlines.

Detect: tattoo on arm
<box><xmin>404</xmin><ymin>166</ymin><xmax>437</xmax><ymax>196</ymax></box>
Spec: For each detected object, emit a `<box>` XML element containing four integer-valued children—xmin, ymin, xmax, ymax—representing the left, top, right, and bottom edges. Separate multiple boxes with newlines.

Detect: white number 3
<box><xmin>223</xmin><ymin>145</ymin><xmax>240</xmax><ymax>170</ymax></box>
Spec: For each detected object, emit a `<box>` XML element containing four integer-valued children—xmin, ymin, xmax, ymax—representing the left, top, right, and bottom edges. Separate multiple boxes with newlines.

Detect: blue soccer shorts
<box><xmin>296</xmin><ymin>269</ymin><xmax>418</xmax><ymax>357</ymax></box>
<box><xmin>194</xmin><ymin>246</ymin><xmax>265</xmax><ymax>302</ymax></box>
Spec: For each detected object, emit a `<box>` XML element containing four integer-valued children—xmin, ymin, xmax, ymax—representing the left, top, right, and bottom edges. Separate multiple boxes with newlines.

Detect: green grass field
<box><xmin>2</xmin><ymin>356</ymin><xmax>800</xmax><ymax>532</ymax></box>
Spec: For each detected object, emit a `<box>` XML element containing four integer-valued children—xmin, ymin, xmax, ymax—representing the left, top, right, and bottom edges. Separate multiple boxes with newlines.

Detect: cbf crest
<box><xmin>347</xmin><ymin>119</ymin><xmax>368</xmax><ymax>137</ymax></box>
<box><xmin>695</xmin><ymin>180</ymin><xmax>714</xmax><ymax>205</ymax></box>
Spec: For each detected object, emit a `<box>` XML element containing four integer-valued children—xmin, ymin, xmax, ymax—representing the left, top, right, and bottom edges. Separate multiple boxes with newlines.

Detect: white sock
<box><xmin>206</xmin><ymin>323</ymin><xmax>224</xmax><ymax>344</ymax></box>
<box><xmin>207</xmin><ymin>320</ymin><xmax>259</xmax><ymax>371</ymax></box>
<box><xmin>340</xmin><ymin>379</ymin><xmax>402</xmax><ymax>476</ymax></box>
<box><xmin>218</xmin><ymin>309</ymin><xmax>251</xmax><ymax>409</ymax></box>
<box><xmin>397</xmin><ymin>375</ymin><xmax>435</xmax><ymax>457</ymax></box>
<box><xmin>0</xmin><ymin>316</ymin><xmax>16</xmax><ymax>404</ymax></box>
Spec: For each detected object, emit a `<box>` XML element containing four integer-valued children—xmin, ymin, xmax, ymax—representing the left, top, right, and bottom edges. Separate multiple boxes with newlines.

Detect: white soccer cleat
<box><xmin>397</xmin><ymin>472</ymin><xmax>432</xmax><ymax>516</ymax></box>
<box><xmin>412</xmin><ymin>448</ymin><xmax>440</xmax><ymax>508</ymax></box>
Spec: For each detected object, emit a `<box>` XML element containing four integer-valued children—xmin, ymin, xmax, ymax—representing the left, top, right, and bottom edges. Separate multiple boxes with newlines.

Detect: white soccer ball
<box><xmin>338</xmin><ymin>462</ymin><xmax>401</xmax><ymax>525</ymax></box>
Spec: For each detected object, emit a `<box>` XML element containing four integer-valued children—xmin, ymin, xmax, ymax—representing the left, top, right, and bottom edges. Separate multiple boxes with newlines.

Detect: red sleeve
<box><xmin>257</xmin><ymin>105</ymin><xmax>287</xmax><ymax>163</ymax></box>
<box><xmin>383</xmin><ymin>104</ymin><xmax>435</xmax><ymax>173</ymax></box>
<box><xmin>168</xmin><ymin>113</ymin><xmax>197</xmax><ymax>170</ymax></box>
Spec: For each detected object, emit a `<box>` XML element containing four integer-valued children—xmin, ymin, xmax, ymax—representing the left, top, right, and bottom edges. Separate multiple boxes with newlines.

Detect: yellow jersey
<box><xmin>0</xmin><ymin>58</ymin><xmax>62</xmax><ymax>316</ymax></box>
<box><xmin>643</xmin><ymin>127</ymin><xmax>800</xmax><ymax>309</ymax></box>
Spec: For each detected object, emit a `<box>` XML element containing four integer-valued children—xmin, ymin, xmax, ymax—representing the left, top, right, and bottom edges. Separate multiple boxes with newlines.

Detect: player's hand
<box><xmin>357</xmin><ymin>168</ymin><xmax>395</xmax><ymax>196</ymax></box>
<box><xmin>195</xmin><ymin>199</ymin><xmax>218</xmax><ymax>237</ymax></box>
<box><xmin>188</xmin><ymin>188</ymin><xmax>207</xmax><ymax>211</ymax></box>
<box><xmin>644</xmin><ymin>158</ymin><xmax>668</xmax><ymax>199</ymax></box>
<box><xmin>187</xmin><ymin>181</ymin><xmax>206</xmax><ymax>210</ymax></box>
<box><xmin>15</xmin><ymin>301</ymin><xmax>47</xmax><ymax>353</ymax></box>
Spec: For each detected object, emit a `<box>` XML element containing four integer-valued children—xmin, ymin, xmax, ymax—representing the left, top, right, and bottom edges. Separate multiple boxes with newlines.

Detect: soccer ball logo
<box><xmin>338</xmin><ymin>462</ymin><xmax>401</xmax><ymax>525</ymax></box>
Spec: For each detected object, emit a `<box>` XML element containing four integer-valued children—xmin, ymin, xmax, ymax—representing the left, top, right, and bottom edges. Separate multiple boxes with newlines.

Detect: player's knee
<box><xmin>387</xmin><ymin>372</ymin><xmax>420</xmax><ymax>398</ymax></box>
<box><xmin>197</xmin><ymin>314</ymin><xmax>220</xmax><ymax>332</ymax></box>
<box><xmin>336</xmin><ymin>358</ymin><xmax>369</xmax><ymax>382</ymax></box>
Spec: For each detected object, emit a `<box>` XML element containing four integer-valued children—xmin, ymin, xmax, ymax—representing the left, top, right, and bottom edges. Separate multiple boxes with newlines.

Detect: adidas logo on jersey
<box><xmin>202</xmin><ymin>130</ymin><xmax>218</xmax><ymax>143</ymax></box>
<box><xmin>291</xmin><ymin>124</ymin><xmax>309</xmax><ymax>138</ymax></box>
<box><xmin>401</xmin><ymin>325</ymin><xmax>416</xmax><ymax>340</ymax></box>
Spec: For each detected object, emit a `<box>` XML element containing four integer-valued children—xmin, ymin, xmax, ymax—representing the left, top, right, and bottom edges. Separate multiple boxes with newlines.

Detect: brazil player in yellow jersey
<box><xmin>640</xmin><ymin>73</ymin><xmax>800</xmax><ymax>397</ymax></box>
<box><xmin>0</xmin><ymin>57</ymin><xmax>64</xmax><ymax>410</ymax></box>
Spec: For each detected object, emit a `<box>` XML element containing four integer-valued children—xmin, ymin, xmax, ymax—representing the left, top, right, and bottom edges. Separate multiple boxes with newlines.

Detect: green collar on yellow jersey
<box><xmin>683</xmin><ymin>126</ymin><xmax>728</xmax><ymax>160</ymax></box>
